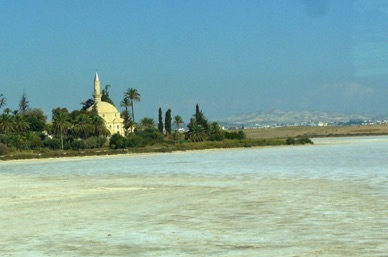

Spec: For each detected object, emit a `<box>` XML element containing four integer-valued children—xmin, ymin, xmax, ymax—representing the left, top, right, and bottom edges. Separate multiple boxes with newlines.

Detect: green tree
<box><xmin>81</xmin><ymin>98</ymin><xmax>94</xmax><ymax>111</ymax></box>
<box><xmin>9</xmin><ymin>134</ymin><xmax>25</xmax><ymax>151</ymax></box>
<box><xmin>140</xmin><ymin>117</ymin><xmax>155</xmax><ymax>129</ymax></box>
<box><xmin>187</xmin><ymin>104</ymin><xmax>209</xmax><ymax>142</ymax></box>
<box><xmin>43</xmin><ymin>138</ymin><xmax>61</xmax><ymax>150</ymax></box>
<box><xmin>124</xmin><ymin>88</ymin><xmax>141</xmax><ymax>122</ymax></box>
<box><xmin>194</xmin><ymin>103</ymin><xmax>209</xmax><ymax>133</ymax></box>
<box><xmin>121</xmin><ymin>109</ymin><xmax>132</xmax><ymax>135</ymax></box>
<box><xmin>13</xmin><ymin>114</ymin><xmax>30</xmax><ymax>133</ymax></box>
<box><xmin>109</xmin><ymin>133</ymin><xmax>128</xmax><ymax>149</ymax></box>
<box><xmin>120</xmin><ymin>96</ymin><xmax>132</xmax><ymax>135</ymax></box>
<box><xmin>3</xmin><ymin>108</ymin><xmax>12</xmax><ymax>115</ymax></box>
<box><xmin>24</xmin><ymin>109</ymin><xmax>47</xmax><ymax>132</ymax></box>
<box><xmin>174</xmin><ymin>115</ymin><xmax>184</xmax><ymax>144</ymax></box>
<box><xmin>187</xmin><ymin>120</ymin><xmax>206</xmax><ymax>142</ymax></box>
<box><xmin>52</xmin><ymin>108</ymin><xmax>71</xmax><ymax>150</ymax></box>
<box><xmin>165</xmin><ymin>109</ymin><xmax>172</xmax><ymax>135</ymax></box>
<box><xmin>158</xmin><ymin>107</ymin><xmax>164</xmax><ymax>134</ymax></box>
<box><xmin>73</xmin><ymin>113</ymin><xmax>92</xmax><ymax>139</ymax></box>
<box><xmin>90</xmin><ymin>114</ymin><xmax>108</xmax><ymax>147</ymax></box>
<box><xmin>0</xmin><ymin>114</ymin><xmax>15</xmax><ymax>145</ymax></box>
<box><xmin>52</xmin><ymin>107</ymin><xmax>69</xmax><ymax>118</ymax></box>
<box><xmin>101</xmin><ymin>84</ymin><xmax>115</xmax><ymax>106</ymax></box>
<box><xmin>24</xmin><ymin>131</ymin><xmax>43</xmax><ymax>150</ymax></box>
<box><xmin>19</xmin><ymin>90</ymin><xmax>30</xmax><ymax>113</ymax></box>
<box><xmin>135</xmin><ymin>127</ymin><xmax>163</xmax><ymax>145</ymax></box>
<box><xmin>208</xmin><ymin>122</ymin><xmax>224</xmax><ymax>141</ymax></box>
<box><xmin>0</xmin><ymin>93</ymin><xmax>6</xmax><ymax>110</ymax></box>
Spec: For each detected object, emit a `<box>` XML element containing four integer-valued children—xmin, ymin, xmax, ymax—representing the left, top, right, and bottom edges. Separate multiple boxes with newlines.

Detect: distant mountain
<box><xmin>218</xmin><ymin>110</ymin><xmax>388</xmax><ymax>127</ymax></box>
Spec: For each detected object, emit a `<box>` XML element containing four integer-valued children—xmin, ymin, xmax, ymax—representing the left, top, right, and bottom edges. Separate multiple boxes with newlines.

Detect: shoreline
<box><xmin>1</xmin><ymin>135</ymin><xmax>385</xmax><ymax>164</ymax></box>
<box><xmin>4</xmin><ymin>123</ymin><xmax>388</xmax><ymax>163</ymax></box>
<box><xmin>0</xmin><ymin>147</ymin><xmax>250</xmax><ymax>164</ymax></box>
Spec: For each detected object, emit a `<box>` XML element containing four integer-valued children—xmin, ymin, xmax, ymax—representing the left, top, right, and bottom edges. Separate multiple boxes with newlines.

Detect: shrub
<box><xmin>0</xmin><ymin>134</ymin><xmax>7</xmax><ymax>144</ymax></box>
<box><xmin>110</xmin><ymin>133</ymin><xmax>128</xmax><ymax>149</ymax></box>
<box><xmin>85</xmin><ymin>137</ymin><xmax>98</xmax><ymax>149</ymax></box>
<box><xmin>127</xmin><ymin>135</ymin><xmax>144</xmax><ymax>147</ymax></box>
<box><xmin>71</xmin><ymin>140</ymin><xmax>86</xmax><ymax>150</ymax></box>
<box><xmin>297</xmin><ymin>137</ymin><xmax>313</xmax><ymax>145</ymax></box>
<box><xmin>63</xmin><ymin>142</ymin><xmax>72</xmax><ymax>150</ymax></box>
<box><xmin>286</xmin><ymin>137</ymin><xmax>296</xmax><ymax>145</ymax></box>
<box><xmin>224</xmin><ymin>130</ymin><xmax>246</xmax><ymax>140</ymax></box>
<box><xmin>0</xmin><ymin>143</ymin><xmax>9</xmax><ymax>155</ymax></box>
<box><xmin>43</xmin><ymin>138</ymin><xmax>61</xmax><ymax>150</ymax></box>
<box><xmin>136</xmin><ymin>128</ymin><xmax>164</xmax><ymax>145</ymax></box>
<box><xmin>208</xmin><ymin>132</ymin><xmax>225</xmax><ymax>141</ymax></box>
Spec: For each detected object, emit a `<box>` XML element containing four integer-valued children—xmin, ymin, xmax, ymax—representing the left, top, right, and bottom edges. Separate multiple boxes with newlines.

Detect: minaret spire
<box><xmin>95</xmin><ymin>71</ymin><xmax>99</xmax><ymax>82</ymax></box>
<box><xmin>93</xmin><ymin>72</ymin><xmax>101</xmax><ymax>103</ymax></box>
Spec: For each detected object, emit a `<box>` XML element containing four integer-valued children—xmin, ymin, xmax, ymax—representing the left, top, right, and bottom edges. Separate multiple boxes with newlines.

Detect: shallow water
<box><xmin>0</xmin><ymin>136</ymin><xmax>387</xmax><ymax>256</ymax></box>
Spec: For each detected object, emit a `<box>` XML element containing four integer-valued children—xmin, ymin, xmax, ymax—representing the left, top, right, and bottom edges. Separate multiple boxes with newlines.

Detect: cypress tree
<box><xmin>194</xmin><ymin>103</ymin><xmax>209</xmax><ymax>133</ymax></box>
<box><xmin>158</xmin><ymin>107</ymin><xmax>164</xmax><ymax>133</ymax></box>
<box><xmin>165</xmin><ymin>109</ymin><xmax>172</xmax><ymax>135</ymax></box>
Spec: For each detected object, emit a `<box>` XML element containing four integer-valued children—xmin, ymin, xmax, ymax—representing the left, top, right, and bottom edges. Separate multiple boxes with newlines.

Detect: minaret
<box><xmin>93</xmin><ymin>72</ymin><xmax>102</xmax><ymax>103</ymax></box>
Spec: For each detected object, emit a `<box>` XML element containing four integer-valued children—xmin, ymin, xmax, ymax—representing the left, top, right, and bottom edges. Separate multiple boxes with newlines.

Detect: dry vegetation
<box><xmin>243</xmin><ymin>124</ymin><xmax>388</xmax><ymax>139</ymax></box>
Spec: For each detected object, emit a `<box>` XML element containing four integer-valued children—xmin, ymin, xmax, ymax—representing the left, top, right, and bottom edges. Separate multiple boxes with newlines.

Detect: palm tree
<box><xmin>10</xmin><ymin>134</ymin><xmax>25</xmax><ymax>152</ymax></box>
<box><xmin>14</xmin><ymin>114</ymin><xmax>30</xmax><ymax>133</ymax></box>
<box><xmin>140</xmin><ymin>117</ymin><xmax>155</xmax><ymax>129</ymax></box>
<box><xmin>24</xmin><ymin>131</ymin><xmax>42</xmax><ymax>150</ymax></box>
<box><xmin>90</xmin><ymin>114</ymin><xmax>106</xmax><ymax>136</ymax></box>
<box><xmin>52</xmin><ymin>110</ymin><xmax>71</xmax><ymax>150</ymax></box>
<box><xmin>73</xmin><ymin>114</ymin><xmax>92</xmax><ymax>139</ymax></box>
<box><xmin>120</xmin><ymin>96</ymin><xmax>132</xmax><ymax>135</ymax></box>
<box><xmin>124</xmin><ymin>88</ymin><xmax>141</xmax><ymax>122</ymax></box>
<box><xmin>209</xmin><ymin>122</ymin><xmax>224</xmax><ymax>141</ymax></box>
<box><xmin>187</xmin><ymin>123</ymin><xmax>206</xmax><ymax>142</ymax></box>
<box><xmin>174</xmin><ymin>115</ymin><xmax>184</xmax><ymax>144</ymax></box>
<box><xmin>90</xmin><ymin>114</ymin><xmax>106</xmax><ymax>147</ymax></box>
<box><xmin>127</xmin><ymin>119</ymin><xmax>137</xmax><ymax>135</ymax></box>
<box><xmin>0</xmin><ymin>113</ymin><xmax>15</xmax><ymax>145</ymax></box>
<box><xmin>120</xmin><ymin>96</ymin><xmax>131</xmax><ymax>113</ymax></box>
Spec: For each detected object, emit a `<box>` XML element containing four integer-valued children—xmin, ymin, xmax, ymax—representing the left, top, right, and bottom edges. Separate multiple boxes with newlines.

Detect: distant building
<box><xmin>317</xmin><ymin>122</ymin><xmax>328</xmax><ymax>127</ymax></box>
<box><xmin>87</xmin><ymin>72</ymin><xmax>125</xmax><ymax>136</ymax></box>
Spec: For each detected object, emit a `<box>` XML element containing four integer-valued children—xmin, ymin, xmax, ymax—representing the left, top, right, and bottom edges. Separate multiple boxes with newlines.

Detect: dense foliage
<box><xmin>0</xmin><ymin>91</ymin><xmax>312</xmax><ymax>159</ymax></box>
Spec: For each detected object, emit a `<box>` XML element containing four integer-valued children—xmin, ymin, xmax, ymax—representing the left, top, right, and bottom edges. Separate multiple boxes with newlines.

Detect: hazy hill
<box><xmin>219</xmin><ymin>110</ymin><xmax>387</xmax><ymax>127</ymax></box>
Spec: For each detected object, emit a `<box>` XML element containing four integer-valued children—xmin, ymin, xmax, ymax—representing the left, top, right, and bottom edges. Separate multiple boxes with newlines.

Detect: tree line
<box><xmin>0</xmin><ymin>88</ymin><xmax>245</xmax><ymax>154</ymax></box>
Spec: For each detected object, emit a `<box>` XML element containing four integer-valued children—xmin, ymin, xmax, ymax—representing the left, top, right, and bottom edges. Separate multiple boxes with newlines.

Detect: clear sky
<box><xmin>0</xmin><ymin>0</ymin><xmax>387</xmax><ymax>121</ymax></box>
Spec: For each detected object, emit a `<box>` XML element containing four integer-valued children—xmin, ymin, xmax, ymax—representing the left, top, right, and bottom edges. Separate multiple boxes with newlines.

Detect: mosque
<box><xmin>88</xmin><ymin>72</ymin><xmax>125</xmax><ymax>136</ymax></box>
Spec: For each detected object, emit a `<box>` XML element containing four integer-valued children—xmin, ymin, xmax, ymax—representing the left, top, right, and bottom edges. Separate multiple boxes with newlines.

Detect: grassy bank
<box><xmin>0</xmin><ymin>137</ymin><xmax>311</xmax><ymax>161</ymax></box>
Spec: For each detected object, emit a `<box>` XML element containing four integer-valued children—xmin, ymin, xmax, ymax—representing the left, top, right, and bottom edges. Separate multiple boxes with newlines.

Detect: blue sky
<box><xmin>0</xmin><ymin>0</ymin><xmax>387</xmax><ymax>121</ymax></box>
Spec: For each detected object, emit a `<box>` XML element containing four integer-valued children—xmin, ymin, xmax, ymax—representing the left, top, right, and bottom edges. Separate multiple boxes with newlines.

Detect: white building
<box><xmin>87</xmin><ymin>72</ymin><xmax>125</xmax><ymax>136</ymax></box>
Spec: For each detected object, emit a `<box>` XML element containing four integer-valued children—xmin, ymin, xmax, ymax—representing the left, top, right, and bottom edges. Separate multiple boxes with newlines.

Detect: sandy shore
<box><xmin>1</xmin><ymin>170</ymin><xmax>386</xmax><ymax>256</ymax></box>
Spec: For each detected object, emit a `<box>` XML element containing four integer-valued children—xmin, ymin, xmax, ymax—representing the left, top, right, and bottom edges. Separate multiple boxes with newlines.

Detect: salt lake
<box><xmin>0</xmin><ymin>136</ymin><xmax>387</xmax><ymax>256</ymax></box>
